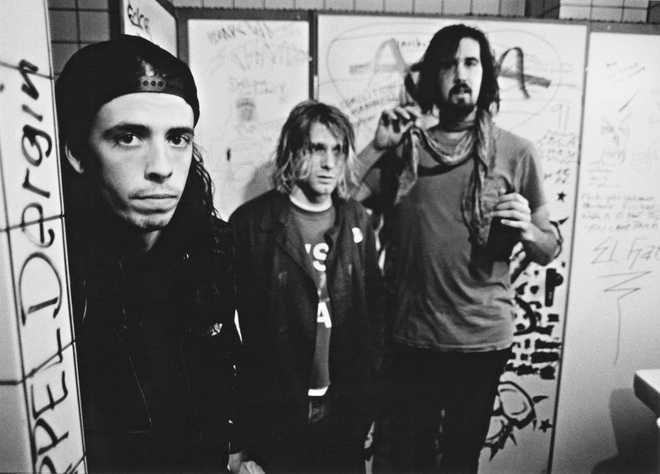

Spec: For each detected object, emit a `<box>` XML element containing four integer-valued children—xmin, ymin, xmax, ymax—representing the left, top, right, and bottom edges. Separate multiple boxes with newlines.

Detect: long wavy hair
<box><xmin>272</xmin><ymin>100</ymin><xmax>357</xmax><ymax>199</ymax></box>
<box><xmin>414</xmin><ymin>24</ymin><xmax>500</xmax><ymax>114</ymax></box>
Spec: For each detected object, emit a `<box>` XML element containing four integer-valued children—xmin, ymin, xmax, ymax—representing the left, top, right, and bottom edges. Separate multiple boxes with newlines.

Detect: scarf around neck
<box><xmin>396</xmin><ymin>110</ymin><xmax>499</xmax><ymax>247</ymax></box>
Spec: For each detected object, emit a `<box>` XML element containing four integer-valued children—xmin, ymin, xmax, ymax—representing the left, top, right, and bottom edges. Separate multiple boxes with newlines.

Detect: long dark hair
<box><xmin>173</xmin><ymin>143</ymin><xmax>217</xmax><ymax>231</ymax></box>
<box><xmin>414</xmin><ymin>24</ymin><xmax>500</xmax><ymax>114</ymax></box>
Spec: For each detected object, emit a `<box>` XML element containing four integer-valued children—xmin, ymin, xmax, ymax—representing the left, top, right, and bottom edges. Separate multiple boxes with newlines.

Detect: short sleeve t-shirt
<box><xmin>382</xmin><ymin>126</ymin><xmax>547</xmax><ymax>351</ymax></box>
<box><xmin>290</xmin><ymin>201</ymin><xmax>336</xmax><ymax>396</ymax></box>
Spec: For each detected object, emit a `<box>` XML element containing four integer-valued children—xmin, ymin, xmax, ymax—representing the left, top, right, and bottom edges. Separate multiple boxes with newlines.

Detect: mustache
<box><xmin>450</xmin><ymin>82</ymin><xmax>472</xmax><ymax>95</ymax></box>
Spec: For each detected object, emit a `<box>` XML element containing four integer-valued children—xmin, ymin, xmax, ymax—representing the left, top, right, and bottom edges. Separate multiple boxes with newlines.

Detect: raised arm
<box><xmin>352</xmin><ymin>106</ymin><xmax>420</xmax><ymax>201</ymax></box>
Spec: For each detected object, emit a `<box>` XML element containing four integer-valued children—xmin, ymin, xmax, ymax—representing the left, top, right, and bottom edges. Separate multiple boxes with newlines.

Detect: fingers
<box><xmin>241</xmin><ymin>461</ymin><xmax>265</xmax><ymax>474</ymax></box>
<box><xmin>394</xmin><ymin>117</ymin><xmax>415</xmax><ymax>134</ymax></box>
<box><xmin>492</xmin><ymin>193</ymin><xmax>530</xmax><ymax>228</ymax></box>
<box><xmin>395</xmin><ymin>105</ymin><xmax>419</xmax><ymax>121</ymax></box>
<box><xmin>495</xmin><ymin>193</ymin><xmax>529</xmax><ymax>213</ymax></box>
<box><xmin>498</xmin><ymin>217</ymin><xmax>528</xmax><ymax>230</ymax></box>
<box><xmin>495</xmin><ymin>192</ymin><xmax>527</xmax><ymax>206</ymax></box>
<box><xmin>379</xmin><ymin>109</ymin><xmax>398</xmax><ymax>125</ymax></box>
<box><xmin>375</xmin><ymin>106</ymin><xmax>419</xmax><ymax>149</ymax></box>
<box><xmin>380</xmin><ymin>107</ymin><xmax>418</xmax><ymax>131</ymax></box>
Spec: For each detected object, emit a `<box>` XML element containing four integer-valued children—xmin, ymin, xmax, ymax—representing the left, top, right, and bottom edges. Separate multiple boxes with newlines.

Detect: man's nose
<box><xmin>145</xmin><ymin>141</ymin><xmax>173</xmax><ymax>181</ymax></box>
<box><xmin>456</xmin><ymin>63</ymin><xmax>468</xmax><ymax>81</ymax></box>
<box><xmin>321</xmin><ymin>151</ymin><xmax>337</xmax><ymax>169</ymax></box>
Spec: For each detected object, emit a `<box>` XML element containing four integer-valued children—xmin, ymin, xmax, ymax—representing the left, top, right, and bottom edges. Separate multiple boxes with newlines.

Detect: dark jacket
<box><xmin>230</xmin><ymin>190</ymin><xmax>384</xmax><ymax>464</ymax></box>
<box><xmin>70</xmin><ymin>209</ymin><xmax>238</xmax><ymax>472</ymax></box>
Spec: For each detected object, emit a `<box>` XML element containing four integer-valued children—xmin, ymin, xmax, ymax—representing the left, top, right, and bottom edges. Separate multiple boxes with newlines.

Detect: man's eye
<box><xmin>170</xmin><ymin>134</ymin><xmax>192</xmax><ymax>147</ymax></box>
<box><xmin>332</xmin><ymin>145</ymin><xmax>346</xmax><ymax>156</ymax></box>
<box><xmin>115</xmin><ymin>133</ymin><xmax>139</xmax><ymax>146</ymax></box>
<box><xmin>310</xmin><ymin>143</ymin><xmax>326</xmax><ymax>154</ymax></box>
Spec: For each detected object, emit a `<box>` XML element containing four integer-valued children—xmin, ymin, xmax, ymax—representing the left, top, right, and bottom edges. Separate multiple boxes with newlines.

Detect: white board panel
<box><xmin>121</xmin><ymin>0</ymin><xmax>177</xmax><ymax>55</ymax></box>
<box><xmin>554</xmin><ymin>31</ymin><xmax>660</xmax><ymax>474</ymax></box>
<box><xmin>318</xmin><ymin>15</ymin><xmax>587</xmax><ymax>473</ymax></box>
<box><xmin>188</xmin><ymin>19</ymin><xmax>310</xmax><ymax>218</ymax></box>
<box><xmin>0</xmin><ymin>0</ymin><xmax>52</xmax><ymax>76</ymax></box>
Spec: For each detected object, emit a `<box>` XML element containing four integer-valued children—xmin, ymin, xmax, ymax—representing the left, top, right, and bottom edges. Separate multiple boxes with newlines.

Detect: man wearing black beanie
<box><xmin>56</xmin><ymin>35</ymin><xmax>239</xmax><ymax>472</ymax></box>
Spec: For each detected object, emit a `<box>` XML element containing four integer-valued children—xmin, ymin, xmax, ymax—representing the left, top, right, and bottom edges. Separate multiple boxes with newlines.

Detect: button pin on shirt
<box><xmin>352</xmin><ymin>227</ymin><xmax>363</xmax><ymax>243</ymax></box>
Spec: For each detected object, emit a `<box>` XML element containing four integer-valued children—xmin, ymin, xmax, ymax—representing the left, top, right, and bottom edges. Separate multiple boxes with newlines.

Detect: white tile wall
<box><xmin>0</xmin><ymin>383</ymin><xmax>32</xmax><ymax>471</ymax></box>
<box><xmin>2</xmin><ymin>1</ymin><xmax>53</xmax><ymax>74</ymax></box>
<box><xmin>0</xmin><ymin>231</ymin><xmax>23</xmax><ymax>381</ymax></box>
<box><xmin>324</xmin><ymin>0</ymin><xmax>355</xmax><ymax>10</ymax></box>
<box><xmin>444</xmin><ymin>0</ymin><xmax>471</xmax><ymax>14</ymax></box>
<box><xmin>413</xmin><ymin>0</ymin><xmax>443</xmax><ymax>13</ymax></box>
<box><xmin>265</xmin><ymin>0</ymin><xmax>296</xmax><ymax>7</ymax></box>
<box><xmin>559</xmin><ymin>4</ymin><xmax>591</xmax><ymax>18</ymax></box>
<box><xmin>473</xmin><ymin>0</ymin><xmax>501</xmax><ymax>15</ymax></box>
<box><xmin>591</xmin><ymin>5</ymin><xmax>624</xmax><ymax>18</ymax></box>
<box><xmin>355</xmin><ymin>0</ymin><xmax>383</xmax><ymax>11</ymax></box>
<box><xmin>384</xmin><ymin>0</ymin><xmax>413</xmax><ymax>12</ymax></box>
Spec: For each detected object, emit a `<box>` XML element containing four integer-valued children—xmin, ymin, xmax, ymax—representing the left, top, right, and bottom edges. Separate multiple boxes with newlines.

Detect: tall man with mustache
<box><xmin>355</xmin><ymin>24</ymin><xmax>560</xmax><ymax>473</ymax></box>
<box><xmin>56</xmin><ymin>36</ymin><xmax>239</xmax><ymax>471</ymax></box>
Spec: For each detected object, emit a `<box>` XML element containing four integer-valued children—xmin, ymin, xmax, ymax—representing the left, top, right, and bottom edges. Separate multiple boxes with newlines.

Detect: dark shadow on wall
<box><xmin>592</xmin><ymin>388</ymin><xmax>656</xmax><ymax>474</ymax></box>
<box><xmin>242</xmin><ymin>159</ymin><xmax>276</xmax><ymax>205</ymax></box>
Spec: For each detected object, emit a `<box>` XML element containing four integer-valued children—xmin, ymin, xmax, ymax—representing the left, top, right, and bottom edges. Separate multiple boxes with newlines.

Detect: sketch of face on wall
<box><xmin>236</xmin><ymin>96</ymin><xmax>257</xmax><ymax>124</ymax></box>
<box><xmin>187</xmin><ymin>19</ymin><xmax>310</xmax><ymax>218</ymax></box>
<box><xmin>221</xmin><ymin>95</ymin><xmax>277</xmax><ymax>210</ymax></box>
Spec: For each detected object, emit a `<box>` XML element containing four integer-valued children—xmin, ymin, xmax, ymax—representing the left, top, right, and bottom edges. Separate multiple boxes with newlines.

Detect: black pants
<box><xmin>260</xmin><ymin>397</ymin><xmax>367</xmax><ymax>474</ymax></box>
<box><xmin>374</xmin><ymin>345</ymin><xmax>511</xmax><ymax>474</ymax></box>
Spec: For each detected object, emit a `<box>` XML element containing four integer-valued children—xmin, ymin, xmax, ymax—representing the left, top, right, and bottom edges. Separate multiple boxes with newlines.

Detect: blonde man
<box><xmin>230</xmin><ymin>101</ymin><xmax>384</xmax><ymax>473</ymax></box>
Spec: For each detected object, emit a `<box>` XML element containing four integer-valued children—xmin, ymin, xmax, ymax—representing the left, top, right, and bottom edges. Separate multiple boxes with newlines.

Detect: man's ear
<box><xmin>64</xmin><ymin>145</ymin><xmax>85</xmax><ymax>174</ymax></box>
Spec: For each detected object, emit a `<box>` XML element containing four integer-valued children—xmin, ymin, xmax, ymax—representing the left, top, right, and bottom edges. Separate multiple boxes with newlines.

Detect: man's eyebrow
<box><xmin>101</xmin><ymin>123</ymin><xmax>150</xmax><ymax>138</ymax></box>
<box><xmin>167</xmin><ymin>126</ymin><xmax>195</xmax><ymax>136</ymax></box>
<box><xmin>101</xmin><ymin>124</ymin><xmax>195</xmax><ymax>138</ymax></box>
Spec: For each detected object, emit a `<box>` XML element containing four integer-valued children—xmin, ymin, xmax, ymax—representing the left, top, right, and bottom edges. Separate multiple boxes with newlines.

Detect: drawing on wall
<box><xmin>600</xmin><ymin>270</ymin><xmax>651</xmax><ymax>363</ymax></box>
<box><xmin>553</xmin><ymin>32</ymin><xmax>660</xmax><ymax>473</ymax></box>
<box><xmin>318</xmin><ymin>16</ymin><xmax>586</xmax><ymax>472</ymax></box>
<box><xmin>484</xmin><ymin>381</ymin><xmax>548</xmax><ymax>458</ymax></box>
<box><xmin>188</xmin><ymin>19</ymin><xmax>309</xmax><ymax>218</ymax></box>
<box><xmin>320</xmin><ymin>20</ymin><xmax>573</xmax><ymax>148</ymax></box>
<box><xmin>569</xmin><ymin>35</ymin><xmax>660</xmax><ymax>364</ymax></box>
